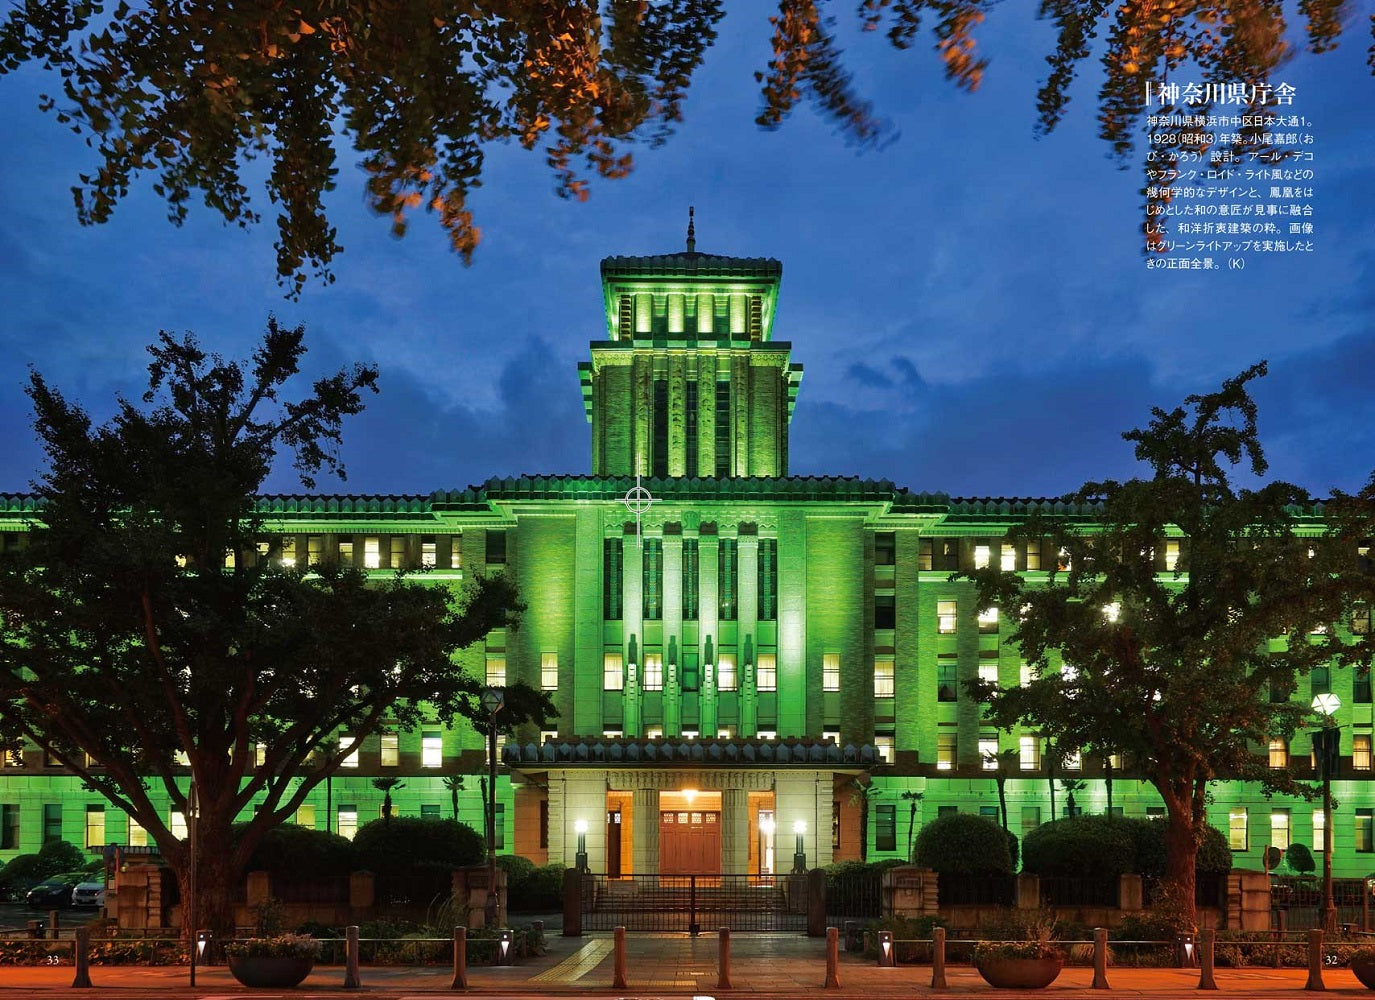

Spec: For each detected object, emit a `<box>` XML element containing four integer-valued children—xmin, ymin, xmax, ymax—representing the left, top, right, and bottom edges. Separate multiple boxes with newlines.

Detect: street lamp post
<box><xmin>792</xmin><ymin>819</ymin><xmax>807</xmax><ymax>874</ymax></box>
<box><xmin>574</xmin><ymin>819</ymin><xmax>589</xmax><ymax>872</ymax></box>
<box><xmin>1313</xmin><ymin>692</ymin><xmax>1342</xmax><ymax>935</ymax></box>
<box><xmin>187</xmin><ymin>780</ymin><xmax>199</xmax><ymax>987</ymax></box>
<box><xmin>480</xmin><ymin>687</ymin><xmax>505</xmax><ymax>929</ymax></box>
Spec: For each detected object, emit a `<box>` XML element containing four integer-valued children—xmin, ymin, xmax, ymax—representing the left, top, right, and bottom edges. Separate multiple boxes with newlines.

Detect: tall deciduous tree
<box><xmin>0</xmin><ymin>321</ymin><xmax>553</xmax><ymax>937</ymax></box>
<box><xmin>963</xmin><ymin>362</ymin><xmax>1371</xmax><ymax>927</ymax></box>
<box><xmin>0</xmin><ymin>2</ymin><xmax>1361</xmax><ymax>292</ymax></box>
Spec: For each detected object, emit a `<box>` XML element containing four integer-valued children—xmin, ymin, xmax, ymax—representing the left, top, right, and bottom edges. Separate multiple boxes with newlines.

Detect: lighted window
<box><xmin>977</xmin><ymin>606</ymin><xmax>999</xmax><ymax>633</ymax></box>
<box><xmin>874</xmin><ymin>657</ymin><xmax>895</xmax><ymax>699</ymax></box>
<box><xmin>450</xmin><ymin>539</ymin><xmax>462</xmax><ymax>569</ymax></box>
<box><xmin>1020</xmin><ymin>661</ymin><xmax>1034</xmax><ymax>687</ymax></box>
<box><xmin>1102</xmin><ymin>601</ymin><xmax>1121</xmax><ymax>623</ymax></box>
<box><xmin>1164</xmin><ymin>540</ymin><xmax>1180</xmax><ymax>571</ymax></box>
<box><xmin>642</xmin><ymin>654</ymin><xmax>663</xmax><ymax>691</ymax></box>
<box><xmin>1000</xmin><ymin>543</ymin><xmax>1016</xmax><ymax>572</ymax></box>
<box><xmin>874</xmin><ymin>733</ymin><xmax>894</xmax><ymax>764</ymax></box>
<box><xmin>937</xmin><ymin>600</ymin><xmax>957</xmax><ymax>634</ymax></box>
<box><xmin>422</xmin><ymin>731</ymin><xmax>442</xmax><ymax>768</ymax></box>
<box><xmin>1358</xmin><ymin>809</ymin><xmax>1374</xmax><ymax>853</ymax></box>
<box><xmin>85</xmin><ymin>804</ymin><xmax>104</xmax><ymax>849</ymax></box>
<box><xmin>979</xmin><ymin>735</ymin><xmax>998</xmax><ymax>770</ymax></box>
<box><xmin>645</xmin><ymin>727</ymin><xmax>663</xmax><ymax>739</ymax></box>
<box><xmin>755</xmin><ymin>730</ymin><xmax>775</xmax><ymax>740</ymax></box>
<box><xmin>254</xmin><ymin>742</ymin><xmax>267</xmax><ymax>768</ymax></box>
<box><xmin>170</xmin><ymin>808</ymin><xmax>187</xmax><ymax>840</ymax></box>
<box><xmin>717</xmin><ymin>654</ymin><xmax>737</xmax><ymax>691</ymax></box>
<box><xmin>340</xmin><ymin>736</ymin><xmax>359</xmax><ymax>768</ymax></box>
<box><xmin>1057</xmin><ymin>547</ymin><xmax>1072</xmax><ymax>572</ymax></box>
<box><xmin>603</xmin><ymin>653</ymin><xmax>624</xmax><ymax>691</ymax></box>
<box><xmin>973</xmin><ymin>545</ymin><xmax>991</xmax><ymax>570</ymax></box>
<box><xmin>937</xmin><ymin>659</ymin><xmax>958</xmax><ymax>702</ymax></box>
<box><xmin>485</xmin><ymin>656</ymin><xmax>506</xmax><ymax>687</ymax></box>
<box><xmin>296</xmin><ymin>804</ymin><xmax>316</xmax><ymax>828</ymax></box>
<box><xmin>173</xmin><ymin>750</ymin><xmax>190</xmax><ymax>767</ymax></box>
<box><xmin>1108</xmin><ymin>752</ymin><xmax>1124</xmax><ymax>770</ymax></box>
<box><xmin>419</xmin><ymin>536</ymin><xmax>436</xmax><ymax>567</ymax></box>
<box><xmin>1313</xmin><ymin>808</ymin><xmax>1325</xmax><ymax>850</ymax></box>
<box><xmin>682</xmin><ymin>729</ymin><xmax>701</xmax><ymax>738</ymax></box>
<box><xmin>977</xmin><ymin>661</ymin><xmax>999</xmax><ymax>687</ymax></box>
<box><xmin>363</xmin><ymin>536</ymin><xmax>381</xmax><ymax>569</ymax></box>
<box><xmin>541</xmin><ymin>652</ymin><xmax>559</xmax><ymax>691</ymax></box>
<box><xmin>1061</xmin><ymin>749</ymin><xmax>1082</xmax><ymax>771</ymax></box>
<box><xmin>540</xmin><ymin>729</ymin><xmax>558</xmax><ymax>746</ymax></box>
<box><xmin>936</xmin><ymin>733</ymin><xmax>956</xmax><ymax>771</ymax></box>
<box><xmin>127</xmin><ymin>816</ymin><xmax>147</xmax><ymax>847</ymax></box>
<box><xmin>756</xmin><ymin>653</ymin><xmax>777</xmax><ymax>692</ymax></box>
<box><xmin>1020</xmin><ymin>736</ymin><xmax>1041</xmax><ymax>770</ymax></box>
<box><xmin>874</xmin><ymin>594</ymin><xmax>896</xmax><ymax>630</ymax></box>
<box><xmin>1271</xmin><ymin>808</ymin><xmax>1291</xmax><ymax>851</ymax></box>
<box><xmin>1229</xmin><ymin>808</ymin><xmax>1248</xmax><ymax>851</ymax></box>
<box><xmin>822</xmin><ymin>653</ymin><xmax>840</xmax><ymax>692</ymax></box>
<box><xmin>823</xmin><ymin>727</ymin><xmax>840</xmax><ymax>746</ymax></box>
<box><xmin>376</xmin><ymin>733</ymin><xmax>398</xmax><ymax>767</ymax></box>
<box><xmin>718</xmin><ymin>726</ymin><xmax>735</xmax><ymax>738</ymax></box>
<box><xmin>602</xmin><ymin>729</ymin><xmax>623</xmax><ymax>739</ymax></box>
<box><xmin>280</xmin><ymin>537</ymin><xmax>296</xmax><ymax>568</ymax></box>
<box><xmin>337</xmin><ymin>540</ymin><xmax>354</xmax><ymax>567</ymax></box>
<box><xmin>1026</xmin><ymin>539</ymin><xmax>1042</xmax><ymax>571</ymax></box>
<box><xmin>2</xmin><ymin>746</ymin><xmax>21</xmax><ymax>767</ymax></box>
<box><xmin>1268</xmin><ymin>738</ymin><xmax>1288</xmax><ymax>769</ymax></box>
<box><xmin>1355</xmin><ymin>734</ymin><xmax>1372</xmax><ymax>771</ymax></box>
<box><xmin>338</xmin><ymin>807</ymin><xmax>358</xmax><ymax>841</ymax></box>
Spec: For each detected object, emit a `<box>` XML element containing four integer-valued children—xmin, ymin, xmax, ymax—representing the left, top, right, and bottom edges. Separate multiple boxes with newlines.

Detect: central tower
<box><xmin>580</xmin><ymin>216</ymin><xmax>803</xmax><ymax>478</ymax></box>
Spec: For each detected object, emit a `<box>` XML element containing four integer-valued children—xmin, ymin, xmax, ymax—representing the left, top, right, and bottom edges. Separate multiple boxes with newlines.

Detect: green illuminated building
<box><xmin>1</xmin><ymin>231</ymin><xmax>1371</xmax><ymax>881</ymax></box>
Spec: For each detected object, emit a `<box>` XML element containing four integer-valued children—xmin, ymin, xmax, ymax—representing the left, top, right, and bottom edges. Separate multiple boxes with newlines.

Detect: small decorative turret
<box><xmin>686</xmin><ymin>206</ymin><xmax>696</xmax><ymax>253</ymax></box>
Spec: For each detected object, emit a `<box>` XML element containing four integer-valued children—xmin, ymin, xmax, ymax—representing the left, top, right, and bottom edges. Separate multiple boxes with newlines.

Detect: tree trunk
<box><xmin>996</xmin><ymin>777</ymin><xmax>1009</xmax><ymax>831</ymax></box>
<box><xmin>1158</xmin><ymin>780</ymin><xmax>1201</xmax><ymax>930</ymax></box>
<box><xmin>169</xmin><ymin>833</ymin><xmax>243</xmax><ymax>942</ymax></box>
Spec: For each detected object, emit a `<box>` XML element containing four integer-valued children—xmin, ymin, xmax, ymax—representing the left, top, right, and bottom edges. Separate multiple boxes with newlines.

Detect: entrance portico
<box><xmin>507</xmin><ymin>737</ymin><xmax>875</xmax><ymax>875</ymax></box>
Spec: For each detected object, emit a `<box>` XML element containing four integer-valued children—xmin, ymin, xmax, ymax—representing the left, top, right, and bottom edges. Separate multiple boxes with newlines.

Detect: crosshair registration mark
<box><xmin>619</xmin><ymin>474</ymin><xmax>659</xmax><ymax>545</ymax></box>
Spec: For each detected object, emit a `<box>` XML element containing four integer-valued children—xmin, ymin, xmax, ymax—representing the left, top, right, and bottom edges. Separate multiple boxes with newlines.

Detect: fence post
<box><xmin>824</xmin><ymin>926</ymin><xmax>841</xmax><ymax>989</ymax></box>
<box><xmin>1197</xmin><ymin>926</ymin><xmax>1218</xmax><ymax>990</ymax></box>
<box><xmin>451</xmin><ymin>926</ymin><xmax>467</xmax><ymax>990</ymax></box>
<box><xmin>343</xmin><ymin>924</ymin><xmax>361</xmax><ymax>989</ymax></box>
<box><xmin>690</xmin><ymin>876</ymin><xmax>699</xmax><ymax>937</ymax></box>
<box><xmin>48</xmin><ymin>910</ymin><xmax>59</xmax><ymax>940</ymax></box>
<box><xmin>877</xmin><ymin>929</ymin><xmax>895</xmax><ymax>967</ymax></box>
<box><xmin>1304</xmin><ymin>928</ymin><xmax>1324</xmax><ymax>992</ymax></box>
<box><xmin>613</xmin><ymin>926</ymin><xmax>628</xmax><ymax>989</ymax></box>
<box><xmin>71</xmin><ymin>926</ymin><xmax>91</xmax><ymax>989</ymax></box>
<box><xmin>718</xmin><ymin>927</ymin><xmax>733</xmax><ymax>989</ymax></box>
<box><xmin>1091</xmin><ymin>927</ymin><xmax>1109</xmax><ymax>989</ymax></box>
<box><xmin>931</xmin><ymin>926</ymin><xmax>948</xmax><ymax>989</ymax></box>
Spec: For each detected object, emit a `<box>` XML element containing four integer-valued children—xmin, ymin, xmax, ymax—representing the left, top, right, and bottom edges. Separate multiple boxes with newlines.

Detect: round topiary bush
<box><xmin>1022</xmin><ymin>815</ymin><xmax>1137</xmax><ymax>878</ymax></box>
<box><xmin>914</xmin><ymin>814</ymin><xmax>1013</xmax><ymax>875</ymax></box>
<box><xmin>243</xmin><ymin>823</ymin><xmax>355</xmax><ymax>878</ymax></box>
<box><xmin>352</xmin><ymin>817</ymin><xmax>483</xmax><ymax>874</ymax></box>
<box><xmin>36</xmin><ymin>840</ymin><xmax>86</xmax><ymax>876</ymax></box>
<box><xmin>1128</xmin><ymin>817</ymin><xmax>1232</xmax><ymax>878</ymax></box>
<box><xmin>1285</xmin><ymin>842</ymin><xmax>1315</xmax><ymax>875</ymax></box>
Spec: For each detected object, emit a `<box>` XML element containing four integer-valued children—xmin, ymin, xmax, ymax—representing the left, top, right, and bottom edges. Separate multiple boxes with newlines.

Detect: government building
<box><xmin>1</xmin><ymin>231</ymin><xmax>1370</xmax><ymax>882</ymax></box>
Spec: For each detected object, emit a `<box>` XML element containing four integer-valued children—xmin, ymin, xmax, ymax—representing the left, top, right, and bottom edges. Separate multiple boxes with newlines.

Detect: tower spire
<box><xmin>686</xmin><ymin>205</ymin><xmax>696</xmax><ymax>253</ymax></box>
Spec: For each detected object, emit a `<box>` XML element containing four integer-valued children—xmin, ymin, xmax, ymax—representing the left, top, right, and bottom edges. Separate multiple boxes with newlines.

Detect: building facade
<box><xmin>1</xmin><ymin>237</ymin><xmax>1372</xmax><ymax>880</ymax></box>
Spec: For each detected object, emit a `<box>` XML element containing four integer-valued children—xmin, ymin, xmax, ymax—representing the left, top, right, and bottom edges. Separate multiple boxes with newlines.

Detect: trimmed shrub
<box><xmin>1022</xmin><ymin>815</ymin><xmax>1138</xmax><ymax>878</ymax></box>
<box><xmin>353</xmin><ymin>817</ymin><xmax>484</xmax><ymax>874</ymax></box>
<box><xmin>1285</xmin><ymin>842</ymin><xmax>1315</xmax><ymax>875</ymax></box>
<box><xmin>0</xmin><ymin>854</ymin><xmax>45</xmax><ymax>901</ymax></box>
<box><xmin>913</xmin><ymin>814</ymin><xmax>1012</xmax><ymax>875</ymax></box>
<box><xmin>525</xmin><ymin>864</ymin><xmax>566</xmax><ymax>911</ymax></box>
<box><xmin>1127</xmin><ymin>817</ymin><xmax>1231</xmax><ymax>877</ymax></box>
<box><xmin>242</xmin><ymin>823</ymin><xmax>355</xmax><ymax>877</ymax></box>
<box><xmin>36</xmin><ymin>839</ymin><xmax>86</xmax><ymax>876</ymax></box>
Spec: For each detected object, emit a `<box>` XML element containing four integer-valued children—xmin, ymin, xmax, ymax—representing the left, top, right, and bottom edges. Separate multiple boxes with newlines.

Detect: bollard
<box><xmin>877</xmin><ymin>929</ymin><xmax>895</xmax><ymax>967</ymax></box>
<box><xmin>931</xmin><ymin>926</ymin><xmax>948</xmax><ymax>989</ymax></box>
<box><xmin>824</xmin><ymin>926</ymin><xmax>841</xmax><ymax>989</ymax></box>
<box><xmin>1092</xmin><ymin>927</ymin><xmax>1110</xmax><ymax>990</ymax></box>
<box><xmin>613</xmin><ymin>926</ymin><xmax>628</xmax><ymax>989</ymax></box>
<box><xmin>1304</xmin><ymin>928</ymin><xmax>1324</xmax><ymax>992</ymax></box>
<box><xmin>71</xmin><ymin>926</ymin><xmax>91</xmax><ymax>989</ymax></box>
<box><xmin>718</xmin><ymin>927</ymin><xmax>733</xmax><ymax>989</ymax></box>
<box><xmin>1198</xmin><ymin>926</ymin><xmax>1218</xmax><ymax>990</ymax></box>
<box><xmin>48</xmin><ymin>910</ymin><xmax>59</xmax><ymax>940</ymax></box>
<box><xmin>343</xmin><ymin>924</ymin><xmax>361</xmax><ymax>989</ymax></box>
<box><xmin>451</xmin><ymin>926</ymin><xmax>467</xmax><ymax>990</ymax></box>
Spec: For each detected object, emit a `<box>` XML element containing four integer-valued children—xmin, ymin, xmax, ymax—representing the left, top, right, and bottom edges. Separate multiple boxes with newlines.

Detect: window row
<box><xmin>601</xmin><ymin>651</ymin><xmax>777</xmax><ymax>691</ymax></box>
<box><xmin>1228</xmin><ymin>806</ymin><xmax>1375</xmax><ymax>854</ymax></box>
<box><xmin>1267</xmin><ymin>733</ymin><xmax>1374</xmax><ymax>770</ymax></box>
<box><xmin>604</xmin><ymin>537</ymin><xmax>778</xmax><ymax>623</ymax></box>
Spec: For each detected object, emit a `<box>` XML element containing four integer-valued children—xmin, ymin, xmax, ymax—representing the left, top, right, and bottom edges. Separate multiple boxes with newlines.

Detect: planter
<box><xmin>1351</xmin><ymin>957</ymin><xmax>1375</xmax><ymax>989</ymax></box>
<box><xmin>975</xmin><ymin>954</ymin><xmax>1064</xmax><ymax>989</ymax></box>
<box><xmin>227</xmin><ymin>955</ymin><xmax>315</xmax><ymax>988</ymax></box>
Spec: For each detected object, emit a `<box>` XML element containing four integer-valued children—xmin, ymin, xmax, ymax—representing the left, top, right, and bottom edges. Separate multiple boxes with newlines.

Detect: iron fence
<box><xmin>1040</xmin><ymin>875</ymin><xmax>1119</xmax><ymax>907</ymax></box>
<box><xmin>580</xmin><ymin>873</ymin><xmax>806</xmax><ymax>932</ymax></box>
<box><xmin>825</xmin><ymin>865</ymin><xmax>883</xmax><ymax>920</ymax></box>
<box><xmin>270</xmin><ymin>874</ymin><xmax>351</xmax><ymax>904</ymax></box>
<box><xmin>1143</xmin><ymin>872</ymin><xmax>1227</xmax><ymax>908</ymax></box>
<box><xmin>936</xmin><ymin>873</ymin><xmax>1015</xmax><ymax>906</ymax></box>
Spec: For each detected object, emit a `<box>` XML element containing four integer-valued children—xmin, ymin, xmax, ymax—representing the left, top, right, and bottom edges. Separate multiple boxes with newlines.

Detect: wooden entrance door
<box><xmin>659</xmin><ymin>809</ymin><xmax>721</xmax><ymax>874</ymax></box>
<box><xmin>606</xmin><ymin>810</ymin><xmax>622</xmax><ymax>877</ymax></box>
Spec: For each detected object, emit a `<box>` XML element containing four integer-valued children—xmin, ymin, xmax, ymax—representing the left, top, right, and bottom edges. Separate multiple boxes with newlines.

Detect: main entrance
<box><xmin>658</xmin><ymin>790</ymin><xmax>721</xmax><ymax>874</ymax></box>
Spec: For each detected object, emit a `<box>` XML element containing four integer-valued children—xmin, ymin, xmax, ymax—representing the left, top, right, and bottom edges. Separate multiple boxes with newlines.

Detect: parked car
<box><xmin>71</xmin><ymin>881</ymin><xmax>106</xmax><ymax>907</ymax></box>
<box><xmin>24</xmin><ymin>872</ymin><xmax>84</xmax><ymax>908</ymax></box>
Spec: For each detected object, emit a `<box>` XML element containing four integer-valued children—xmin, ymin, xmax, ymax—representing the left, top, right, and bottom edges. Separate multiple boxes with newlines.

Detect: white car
<box><xmin>71</xmin><ymin>882</ymin><xmax>106</xmax><ymax>907</ymax></box>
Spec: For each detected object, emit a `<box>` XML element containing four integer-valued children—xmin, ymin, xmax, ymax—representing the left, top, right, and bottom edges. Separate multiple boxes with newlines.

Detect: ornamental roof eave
<box><xmin>503</xmin><ymin>736</ymin><xmax>879</xmax><ymax>770</ymax></box>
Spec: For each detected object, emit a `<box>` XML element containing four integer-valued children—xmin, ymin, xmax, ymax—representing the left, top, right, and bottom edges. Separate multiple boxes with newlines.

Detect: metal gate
<box><xmin>582</xmin><ymin>873</ymin><xmax>807</xmax><ymax>932</ymax></box>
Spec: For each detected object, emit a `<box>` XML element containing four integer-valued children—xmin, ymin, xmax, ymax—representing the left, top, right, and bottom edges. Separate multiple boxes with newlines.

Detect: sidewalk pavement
<box><xmin>2</xmin><ymin>931</ymin><xmax>1371</xmax><ymax>995</ymax></box>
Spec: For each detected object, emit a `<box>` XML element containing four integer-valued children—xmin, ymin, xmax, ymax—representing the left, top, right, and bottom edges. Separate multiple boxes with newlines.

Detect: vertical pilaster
<box><xmin>633</xmin><ymin>355</ymin><xmax>652</xmax><ymax>477</ymax></box>
<box><xmin>722</xmin><ymin>788</ymin><xmax>749</xmax><ymax>875</ymax></box>
<box><xmin>632</xmin><ymin>788</ymin><xmax>660</xmax><ymax>876</ymax></box>
<box><xmin>668</xmin><ymin>355</ymin><xmax>687</xmax><ymax>477</ymax></box>
<box><xmin>572</xmin><ymin>510</ymin><xmax>605</xmax><ymax>737</ymax></box>
<box><xmin>699</xmin><ymin>532</ymin><xmax>720</xmax><ymax>736</ymax></box>
<box><xmin>749</xmin><ymin>364</ymin><xmax>782</xmax><ymax>476</ymax></box>
<box><xmin>732</xmin><ymin>354</ymin><xmax>749</xmax><ymax>477</ymax></box>
<box><xmin>623</xmin><ymin>533</ymin><xmax>644</xmax><ymax>736</ymax></box>
<box><xmin>739</xmin><ymin>535</ymin><xmax>760</xmax><ymax>737</ymax></box>
<box><xmin>664</xmin><ymin>535</ymin><xmax>683</xmax><ymax>737</ymax></box>
<box><xmin>777</xmin><ymin>511</ymin><xmax>807</xmax><ymax>737</ymax></box>
<box><xmin>698</xmin><ymin>366</ymin><xmax>716</xmax><ymax>478</ymax></box>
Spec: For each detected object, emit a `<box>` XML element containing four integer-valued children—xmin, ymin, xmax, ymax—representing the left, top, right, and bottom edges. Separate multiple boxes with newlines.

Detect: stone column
<box><xmin>623</xmin><ymin>533</ymin><xmax>644</xmax><ymax>736</ymax></box>
<box><xmin>721</xmin><ymin>788</ymin><xmax>749</xmax><ymax>875</ymax></box>
<box><xmin>668</xmin><ymin>355</ymin><xmax>687</xmax><ymax>477</ymax></box>
<box><xmin>632</xmin><ymin>788</ymin><xmax>660</xmax><ymax>877</ymax></box>
<box><xmin>664</xmin><ymin>534</ymin><xmax>683</xmax><ymax>737</ymax></box>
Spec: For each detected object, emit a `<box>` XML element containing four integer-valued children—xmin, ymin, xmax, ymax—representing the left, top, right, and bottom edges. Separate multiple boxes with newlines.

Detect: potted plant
<box><xmin>224</xmin><ymin>933</ymin><xmax>320</xmax><ymax>988</ymax></box>
<box><xmin>973</xmin><ymin>938</ymin><xmax>1065</xmax><ymax>989</ymax></box>
<box><xmin>1348</xmin><ymin>946</ymin><xmax>1375</xmax><ymax>988</ymax></box>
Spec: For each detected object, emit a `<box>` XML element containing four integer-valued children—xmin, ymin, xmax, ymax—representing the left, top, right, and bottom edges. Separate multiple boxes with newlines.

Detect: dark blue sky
<box><xmin>1</xmin><ymin>7</ymin><xmax>1372</xmax><ymax>499</ymax></box>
